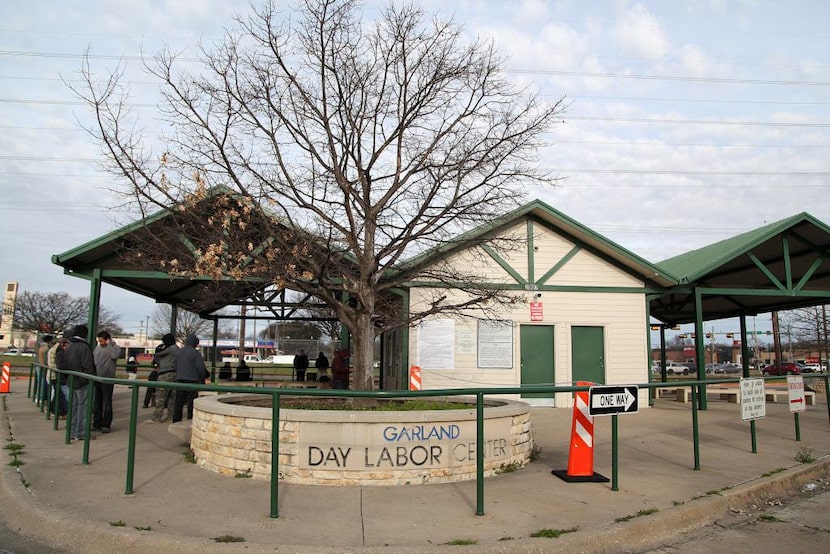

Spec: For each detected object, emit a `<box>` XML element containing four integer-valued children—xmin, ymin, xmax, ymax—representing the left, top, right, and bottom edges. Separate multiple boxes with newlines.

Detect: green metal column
<box><xmin>694</xmin><ymin>288</ymin><xmax>707</xmax><ymax>410</ymax></box>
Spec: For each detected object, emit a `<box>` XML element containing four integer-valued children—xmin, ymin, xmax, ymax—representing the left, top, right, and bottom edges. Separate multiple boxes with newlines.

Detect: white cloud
<box><xmin>613</xmin><ymin>3</ymin><xmax>668</xmax><ymax>59</ymax></box>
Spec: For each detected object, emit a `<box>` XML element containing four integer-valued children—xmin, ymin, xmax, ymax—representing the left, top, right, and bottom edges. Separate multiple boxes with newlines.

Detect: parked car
<box><xmin>714</xmin><ymin>363</ymin><xmax>741</xmax><ymax>374</ymax></box>
<box><xmin>1</xmin><ymin>349</ymin><xmax>34</xmax><ymax>357</ymax></box>
<box><xmin>662</xmin><ymin>361</ymin><xmax>688</xmax><ymax>375</ymax></box>
<box><xmin>221</xmin><ymin>353</ymin><xmax>265</xmax><ymax>364</ymax></box>
<box><xmin>802</xmin><ymin>363</ymin><xmax>821</xmax><ymax>373</ymax></box>
<box><xmin>762</xmin><ymin>362</ymin><xmax>801</xmax><ymax>376</ymax></box>
<box><xmin>263</xmin><ymin>354</ymin><xmax>295</xmax><ymax>365</ymax></box>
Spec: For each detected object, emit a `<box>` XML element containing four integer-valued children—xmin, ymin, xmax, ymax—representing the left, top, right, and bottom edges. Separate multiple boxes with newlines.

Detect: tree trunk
<box><xmin>350</xmin><ymin>313</ymin><xmax>375</xmax><ymax>391</ymax></box>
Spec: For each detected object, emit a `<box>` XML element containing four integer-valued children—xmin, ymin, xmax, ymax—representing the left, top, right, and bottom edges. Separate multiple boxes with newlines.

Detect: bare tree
<box><xmin>13</xmin><ymin>291</ymin><xmax>122</xmax><ymax>335</ymax></box>
<box><xmin>150</xmin><ymin>304</ymin><xmax>213</xmax><ymax>343</ymax></box>
<box><xmin>72</xmin><ymin>0</ymin><xmax>565</xmax><ymax>390</ymax></box>
<box><xmin>780</xmin><ymin>306</ymin><xmax>830</xmax><ymax>365</ymax></box>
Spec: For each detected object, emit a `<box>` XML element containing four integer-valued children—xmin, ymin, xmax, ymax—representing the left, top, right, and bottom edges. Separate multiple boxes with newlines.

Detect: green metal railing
<box><xmin>25</xmin><ymin>364</ymin><xmax>830</xmax><ymax>518</ymax></box>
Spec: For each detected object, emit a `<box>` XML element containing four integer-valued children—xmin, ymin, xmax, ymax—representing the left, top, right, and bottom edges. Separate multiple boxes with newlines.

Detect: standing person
<box><xmin>36</xmin><ymin>335</ymin><xmax>53</xmax><ymax>403</ymax></box>
<box><xmin>314</xmin><ymin>351</ymin><xmax>330</xmax><ymax>382</ymax></box>
<box><xmin>125</xmin><ymin>356</ymin><xmax>139</xmax><ymax>381</ymax></box>
<box><xmin>46</xmin><ymin>335</ymin><xmax>67</xmax><ymax>418</ymax></box>
<box><xmin>142</xmin><ymin>361</ymin><xmax>159</xmax><ymax>409</ymax></box>
<box><xmin>172</xmin><ymin>334</ymin><xmax>207</xmax><ymax>423</ymax></box>
<box><xmin>57</xmin><ymin>325</ymin><xmax>96</xmax><ymax>442</ymax></box>
<box><xmin>92</xmin><ymin>330</ymin><xmax>120</xmax><ymax>433</ymax></box>
<box><xmin>331</xmin><ymin>348</ymin><xmax>350</xmax><ymax>390</ymax></box>
<box><xmin>148</xmin><ymin>334</ymin><xmax>178</xmax><ymax>424</ymax></box>
<box><xmin>293</xmin><ymin>349</ymin><xmax>309</xmax><ymax>382</ymax></box>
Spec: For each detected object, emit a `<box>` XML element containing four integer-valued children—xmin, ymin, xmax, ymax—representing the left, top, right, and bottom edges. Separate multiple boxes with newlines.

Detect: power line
<box><xmin>567</xmin><ymin>115</ymin><xmax>830</xmax><ymax>127</ymax></box>
<box><xmin>510</xmin><ymin>68</ymin><xmax>830</xmax><ymax>87</ymax></box>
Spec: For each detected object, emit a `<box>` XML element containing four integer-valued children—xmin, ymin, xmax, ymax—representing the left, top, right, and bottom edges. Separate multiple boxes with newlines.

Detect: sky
<box><xmin>1</xmin><ymin>0</ymin><xmax>828</xmax><ymax>338</ymax></box>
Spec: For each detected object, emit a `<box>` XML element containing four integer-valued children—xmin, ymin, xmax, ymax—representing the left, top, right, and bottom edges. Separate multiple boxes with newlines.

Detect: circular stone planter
<box><xmin>190</xmin><ymin>394</ymin><xmax>532</xmax><ymax>486</ymax></box>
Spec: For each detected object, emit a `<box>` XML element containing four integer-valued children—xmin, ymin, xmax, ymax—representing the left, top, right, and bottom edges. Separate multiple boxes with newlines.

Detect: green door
<box><xmin>520</xmin><ymin>325</ymin><xmax>555</xmax><ymax>399</ymax></box>
<box><xmin>572</xmin><ymin>326</ymin><xmax>605</xmax><ymax>385</ymax></box>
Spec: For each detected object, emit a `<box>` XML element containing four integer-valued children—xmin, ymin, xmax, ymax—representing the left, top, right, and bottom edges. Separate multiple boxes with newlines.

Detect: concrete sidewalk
<box><xmin>1</xmin><ymin>379</ymin><xmax>829</xmax><ymax>553</ymax></box>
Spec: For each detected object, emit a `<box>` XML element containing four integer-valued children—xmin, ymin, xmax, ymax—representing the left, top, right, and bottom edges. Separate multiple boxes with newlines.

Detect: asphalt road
<box><xmin>648</xmin><ymin>480</ymin><xmax>830</xmax><ymax>553</ymax></box>
<box><xmin>0</xmin><ymin>518</ymin><xmax>68</xmax><ymax>554</ymax></box>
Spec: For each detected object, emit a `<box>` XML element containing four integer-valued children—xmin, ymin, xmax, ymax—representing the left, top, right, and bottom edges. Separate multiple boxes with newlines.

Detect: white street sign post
<box><xmin>787</xmin><ymin>375</ymin><xmax>806</xmax><ymax>413</ymax></box>
<box><xmin>740</xmin><ymin>378</ymin><xmax>766</xmax><ymax>421</ymax></box>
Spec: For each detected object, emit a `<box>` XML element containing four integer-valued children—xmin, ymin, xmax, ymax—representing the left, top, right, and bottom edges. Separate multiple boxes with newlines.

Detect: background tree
<box><xmin>74</xmin><ymin>0</ymin><xmax>565</xmax><ymax>390</ymax></box>
<box><xmin>13</xmin><ymin>291</ymin><xmax>122</xmax><ymax>336</ymax></box>
<box><xmin>149</xmin><ymin>304</ymin><xmax>213</xmax><ymax>343</ymax></box>
<box><xmin>780</xmin><ymin>306</ymin><xmax>829</xmax><ymax>364</ymax></box>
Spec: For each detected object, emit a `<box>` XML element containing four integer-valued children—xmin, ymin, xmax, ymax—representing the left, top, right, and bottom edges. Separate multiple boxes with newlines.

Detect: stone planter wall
<box><xmin>190</xmin><ymin>394</ymin><xmax>532</xmax><ymax>486</ymax></box>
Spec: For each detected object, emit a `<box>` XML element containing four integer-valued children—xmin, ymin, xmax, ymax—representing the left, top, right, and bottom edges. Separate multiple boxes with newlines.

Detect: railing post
<box><xmin>691</xmin><ymin>385</ymin><xmax>700</xmax><ymax>470</ymax></box>
<box><xmin>611</xmin><ymin>414</ymin><xmax>619</xmax><ymax>491</ymax></box>
<box><xmin>125</xmin><ymin>384</ymin><xmax>140</xmax><ymax>494</ymax></box>
<box><xmin>65</xmin><ymin>374</ymin><xmax>75</xmax><ymax>444</ymax></box>
<box><xmin>81</xmin><ymin>380</ymin><xmax>95</xmax><ymax>464</ymax></box>
<box><xmin>270</xmin><ymin>391</ymin><xmax>281</xmax><ymax>518</ymax></box>
<box><xmin>475</xmin><ymin>391</ymin><xmax>485</xmax><ymax>516</ymax></box>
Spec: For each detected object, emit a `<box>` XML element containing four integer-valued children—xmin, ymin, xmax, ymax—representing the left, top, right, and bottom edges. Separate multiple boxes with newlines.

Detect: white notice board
<box><xmin>477</xmin><ymin>320</ymin><xmax>513</xmax><ymax>368</ymax></box>
<box><xmin>417</xmin><ymin>319</ymin><xmax>455</xmax><ymax>370</ymax></box>
<box><xmin>740</xmin><ymin>378</ymin><xmax>766</xmax><ymax>421</ymax></box>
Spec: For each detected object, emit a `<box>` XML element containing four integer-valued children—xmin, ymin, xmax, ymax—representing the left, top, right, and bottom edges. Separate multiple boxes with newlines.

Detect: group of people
<box><xmin>292</xmin><ymin>349</ymin><xmax>349</xmax><ymax>388</ymax></box>
<box><xmin>43</xmin><ymin>328</ymin><xmax>352</xmax><ymax>438</ymax></box>
<box><xmin>40</xmin><ymin>327</ymin><xmax>209</xmax><ymax>440</ymax></box>
<box><xmin>146</xmin><ymin>333</ymin><xmax>208</xmax><ymax>424</ymax></box>
<box><xmin>41</xmin><ymin>325</ymin><xmax>122</xmax><ymax>441</ymax></box>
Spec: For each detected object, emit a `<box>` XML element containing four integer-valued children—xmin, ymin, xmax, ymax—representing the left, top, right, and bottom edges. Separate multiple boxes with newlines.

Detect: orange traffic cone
<box><xmin>0</xmin><ymin>361</ymin><xmax>10</xmax><ymax>394</ymax></box>
<box><xmin>552</xmin><ymin>381</ymin><xmax>609</xmax><ymax>482</ymax></box>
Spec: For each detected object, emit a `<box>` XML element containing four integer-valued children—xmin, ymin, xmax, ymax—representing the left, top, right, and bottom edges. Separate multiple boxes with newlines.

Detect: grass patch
<box><xmin>443</xmin><ymin>539</ymin><xmax>477</xmax><ymax>545</ymax></box>
<box><xmin>498</xmin><ymin>536</ymin><xmax>514</xmax><ymax>541</ymax></box>
<box><xmin>761</xmin><ymin>468</ymin><xmax>786</xmax><ymax>478</ymax></box>
<box><xmin>759</xmin><ymin>514</ymin><xmax>782</xmax><ymax>522</ymax></box>
<box><xmin>109</xmin><ymin>520</ymin><xmax>126</xmax><ymax>527</ymax></box>
<box><xmin>795</xmin><ymin>445</ymin><xmax>815</xmax><ymax>464</ymax></box>
<box><xmin>3</xmin><ymin>443</ymin><xmax>25</xmax><ymax>452</ymax></box>
<box><xmin>495</xmin><ymin>461</ymin><xmax>522</xmax><ymax>474</ymax></box>
<box><xmin>8</xmin><ymin>458</ymin><xmax>24</xmax><ymax>467</ymax></box>
<box><xmin>530</xmin><ymin>527</ymin><xmax>578</xmax><ymax>538</ymax></box>
<box><xmin>134</xmin><ymin>525</ymin><xmax>152</xmax><ymax>531</ymax></box>
<box><xmin>615</xmin><ymin>508</ymin><xmax>658</xmax><ymax>522</ymax></box>
<box><xmin>213</xmin><ymin>535</ymin><xmax>246</xmax><ymax>543</ymax></box>
<box><xmin>235</xmin><ymin>468</ymin><xmax>253</xmax><ymax>478</ymax></box>
<box><xmin>529</xmin><ymin>434</ymin><xmax>542</xmax><ymax>462</ymax></box>
<box><xmin>183</xmin><ymin>449</ymin><xmax>196</xmax><ymax>463</ymax></box>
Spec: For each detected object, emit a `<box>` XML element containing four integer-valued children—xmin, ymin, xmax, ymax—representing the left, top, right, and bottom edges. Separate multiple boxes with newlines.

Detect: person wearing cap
<box><xmin>126</xmin><ymin>356</ymin><xmax>139</xmax><ymax>380</ymax></box>
<box><xmin>148</xmin><ymin>333</ymin><xmax>179</xmax><ymax>424</ymax></box>
<box><xmin>171</xmin><ymin>334</ymin><xmax>207</xmax><ymax>423</ymax></box>
<box><xmin>93</xmin><ymin>330</ymin><xmax>121</xmax><ymax>434</ymax></box>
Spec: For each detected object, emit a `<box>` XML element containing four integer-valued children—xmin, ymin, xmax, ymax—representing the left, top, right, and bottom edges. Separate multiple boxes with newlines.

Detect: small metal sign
<box><xmin>588</xmin><ymin>385</ymin><xmax>639</xmax><ymax>416</ymax></box>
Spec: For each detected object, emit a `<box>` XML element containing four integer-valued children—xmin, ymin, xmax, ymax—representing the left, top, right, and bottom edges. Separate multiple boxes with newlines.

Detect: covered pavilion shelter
<box><xmin>50</xmin><ymin>193</ymin><xmax>341</xmax><ymax>374</ymax></box>
<box><xmin>649</xmin><ymin>213</ymin><xmax>830</xmax><ymax>405</ymax></box>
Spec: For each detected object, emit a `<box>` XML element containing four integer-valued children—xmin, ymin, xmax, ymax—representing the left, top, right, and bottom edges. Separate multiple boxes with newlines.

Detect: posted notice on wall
<box><xmin>417</xmin><ymin>319</ymin><xmax>455</xmax><ymax>370</ymax></box>
<box><xmin>477</xmin><ymin>320</ymin><xmax>513</xmax><ymax>368</ymax></box>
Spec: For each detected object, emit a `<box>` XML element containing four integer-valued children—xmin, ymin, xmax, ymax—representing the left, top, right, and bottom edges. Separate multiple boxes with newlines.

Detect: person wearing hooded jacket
<box><xmin>171</xmin><ymin>334</ymin><xmax>207</xmax><ymax>423</ymax></box>
<box><xmin>148</xmin><ymin>333</ymin><xmax>178</xmax><ymax>424</ymax></box>
<box><xmin>57</xmin><ymin>324</ymin><xmax>96</xmax><ymax>441</ymax></box>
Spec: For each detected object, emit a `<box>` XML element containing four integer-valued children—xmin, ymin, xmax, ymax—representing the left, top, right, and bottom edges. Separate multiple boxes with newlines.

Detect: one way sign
<box><xmin>588</xmin><ymin>385</ymin><xmax>639</xmax><ymax>416</ymax></box>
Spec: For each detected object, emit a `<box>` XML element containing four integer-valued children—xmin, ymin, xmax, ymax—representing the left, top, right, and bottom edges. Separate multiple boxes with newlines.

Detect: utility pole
<box><xmin>772</xmin><ymin>311</ymin><xmax>783</xmax><ymax>365</ymax></box>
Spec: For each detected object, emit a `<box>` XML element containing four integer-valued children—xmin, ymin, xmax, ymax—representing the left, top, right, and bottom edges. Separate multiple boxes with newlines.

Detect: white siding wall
<box><xmin>406</xmin><ymin>218</ymin><xmax>650</xmax><ymax>408</ymax></box>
